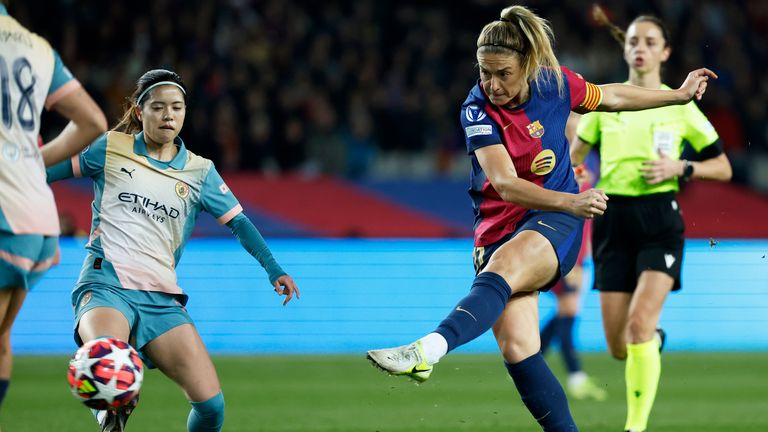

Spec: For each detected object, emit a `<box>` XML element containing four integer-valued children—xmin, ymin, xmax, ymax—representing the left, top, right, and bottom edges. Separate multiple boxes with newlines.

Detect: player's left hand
<box><xmin>678</xmin><ymin>68</ymin><xmax>718</xmax><ymax>101</ymax></box>
<box><xmin>640</xmin><ymin>152</ymin><xmax>683</xmax><ymax>184</ymax></box>
<box><xmin>273</xmin><ymin>274</ymin><xmax>300</xmax><ymax>306</ymax></box>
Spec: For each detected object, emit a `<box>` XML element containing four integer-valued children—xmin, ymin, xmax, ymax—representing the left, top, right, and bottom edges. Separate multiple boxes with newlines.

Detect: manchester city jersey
<box><xmin>67</xmin><ymin>131</ymin><xmax>242</xmax><ymax>296</ymax></box>
<box><xmin>460</xmin><ymin>66</ymin><xmax>601</xmax><ymax>246</ymax></box>
<box><xmin>0</xmin><ymin>5</ymin><xmax>80</xmax><ymax>235</ymax></box>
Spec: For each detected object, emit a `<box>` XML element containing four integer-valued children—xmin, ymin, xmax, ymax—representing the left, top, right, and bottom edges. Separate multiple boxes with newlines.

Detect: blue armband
<box><xmin>226</xmin><ymin>213</ymin><xmax>286</xmax><ymax>284</ymax></box>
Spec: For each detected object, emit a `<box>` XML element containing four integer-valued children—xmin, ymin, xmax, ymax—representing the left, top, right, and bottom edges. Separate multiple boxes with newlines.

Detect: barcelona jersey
<box><xmin>460</xmin><ymin>66</ymin><xmax>601</xmax><ymax>246</ymax></box>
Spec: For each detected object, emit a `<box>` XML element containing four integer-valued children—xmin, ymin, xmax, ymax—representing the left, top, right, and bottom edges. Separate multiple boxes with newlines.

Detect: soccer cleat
<box><xmin>655</xmin><ymin>327</ymin><xmax>667</xmax><ymax>353</ymax></box>
<box><xmin>567</xmin><ymin>376</ymin><xmax>608</xmax><ymax>401</ymax></box>
<box><xmin>97</xmin><ymin>394</ymin><xmax>139</xmax><ymax>432</ymax></box>
<box><xmin>367</xmin><ymin>341</ymin><xmax>433</xmax><ymax>383</ymax></box>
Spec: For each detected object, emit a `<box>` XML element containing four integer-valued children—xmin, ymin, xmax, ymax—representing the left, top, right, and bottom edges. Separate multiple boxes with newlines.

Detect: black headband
<box><xmin>478</xmin><ymin>42</ymin><xmax>524</xmax><ymax>55</ymax></box>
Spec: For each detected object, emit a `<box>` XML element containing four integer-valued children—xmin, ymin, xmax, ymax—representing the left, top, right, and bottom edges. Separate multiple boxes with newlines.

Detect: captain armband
<box><xmin>578</xmin><ymin>82</ymin><xmax>603</xmax><ymax>112</ymax></box>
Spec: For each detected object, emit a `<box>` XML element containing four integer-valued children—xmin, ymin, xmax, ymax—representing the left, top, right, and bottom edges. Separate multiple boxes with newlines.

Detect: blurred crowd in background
<box><xmin>11</xmin><ymin>0</ymin><xmax>768</xmax><ymax>192</ymax></box>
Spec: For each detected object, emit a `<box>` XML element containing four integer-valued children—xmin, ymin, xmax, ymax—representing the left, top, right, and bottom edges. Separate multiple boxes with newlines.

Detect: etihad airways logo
<box><xmin>118</xmin><ymin>192</ymin><xmax>180</xmax><ymax>222</ymax></box>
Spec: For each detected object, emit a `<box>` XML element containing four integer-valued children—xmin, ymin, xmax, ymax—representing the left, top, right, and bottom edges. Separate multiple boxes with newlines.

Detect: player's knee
<box><xmin>497</xmin><ymin>335</ymin><xmax>540</xmax><ymax>364</ymax></box>
<box><xmin>188</xmin><ymin>391</ymin><xmax>225</xmax><ymax>432</ymax></box>
<box><xmin>626</xmin><ymin>316</ymin><xmax>655</xmax><ymax>343</ymax></box>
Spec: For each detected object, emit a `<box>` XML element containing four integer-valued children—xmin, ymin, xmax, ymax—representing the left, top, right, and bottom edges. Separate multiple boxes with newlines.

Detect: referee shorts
<box><xmin>592</xmin><ymin>192</ymin><xmax>684</xmax><ymax>293</ymax></box>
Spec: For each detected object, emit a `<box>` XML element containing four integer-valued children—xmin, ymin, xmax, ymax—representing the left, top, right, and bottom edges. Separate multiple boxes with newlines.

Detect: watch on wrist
<box><xmin>681</xmin><ymin>160</ymin><xmax>694</xmax><ymax>181</ymax></box>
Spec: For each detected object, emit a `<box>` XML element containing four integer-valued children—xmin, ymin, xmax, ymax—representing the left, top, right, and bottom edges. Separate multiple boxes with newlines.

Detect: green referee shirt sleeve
<box><xmin>575</xmin><ymin>111</ymin><xmax>601</xmax><ymax>145</ymax></box>
<box><xmin>683</xmin><ymin>101</ymin><xmax>720</xmax><ymax>151</ymax></box>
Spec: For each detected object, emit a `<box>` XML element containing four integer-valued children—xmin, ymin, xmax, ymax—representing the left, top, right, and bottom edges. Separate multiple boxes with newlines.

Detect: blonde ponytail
<box><xmin>477</xmin><ymin>5</ymin><xmax>563</xmax><ymax>95</ymax></box>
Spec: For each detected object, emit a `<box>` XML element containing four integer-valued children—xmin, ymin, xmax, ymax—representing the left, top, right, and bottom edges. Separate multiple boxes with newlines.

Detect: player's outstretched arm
<box><xmin>597</xmin><ymin>68</ymin><xmax>717</xmax><ymax>112</ymax></box>
<box><xmin>226</xmin><ymin>213</ymin><xmax>300</xmax><ymax>305</ymax></box>
<box><xmin>41</xmin><ymin>86</ymin><xmax>107</xmax><ymax>167</ymax></box>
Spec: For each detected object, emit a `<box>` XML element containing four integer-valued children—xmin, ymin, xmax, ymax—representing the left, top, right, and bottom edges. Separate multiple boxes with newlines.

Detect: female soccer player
<box><xmin>570</xmin><ymin>9</ymin><xmax>732</xmax><ymax>432</ymax></box>
<box><xmin>47</xmin><ymin>69</ymin><xmax>299</xmax><ymax>432</ymax></box>
<box><xmin>0</xmin><ymin>0</ymin><xmax>107</xmax><ymax>411</ymax></box>
<box><xmin>368</xmin><ymin>5</ymin><xmax>716</xmax><ymax>431</ymax></box>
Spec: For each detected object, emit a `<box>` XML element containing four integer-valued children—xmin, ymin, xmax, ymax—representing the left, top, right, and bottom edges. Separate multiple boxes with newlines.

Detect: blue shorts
<box><xmin>72</xmin><ymin>283</ymin><xmax>193</xmax><ymax>368</ymax></box>
<box><xmin>472</xmin><ymin>211</ymin><xmax>584</xmax><ymax>291</ymax></box>
<box><xmin>0</xmin><ymin>232</ymin><xmax>59</xmax><ymax>290</ymax></box>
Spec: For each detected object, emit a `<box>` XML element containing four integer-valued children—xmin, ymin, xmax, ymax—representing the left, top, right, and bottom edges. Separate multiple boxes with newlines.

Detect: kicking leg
<box><xmin>367</xmin><ymin>231</ymin><xmax>557</xmax><ymax>382</ymax></box>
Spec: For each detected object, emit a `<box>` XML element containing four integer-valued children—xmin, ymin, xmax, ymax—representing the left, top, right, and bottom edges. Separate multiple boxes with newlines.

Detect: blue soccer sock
<box><xmin>435</xmin><ymin>272</ymin><xmax>512</xmax><ymax>352</ymax></box>
<box><xmin>0</xmin><ymin>379</ymin><xmax>8</xmax><ymax>407</ymax></box>
<box><xmin>540</xmin><ymin>315</ymin><xmax>561</xmax><ymax>355</ymax></box>
<box><xmin>188</xmin><ymin>392</ymin><xmax>225</xmax><ymax>432</ymax></box>
<box><xmin>558</xmin><ymin>316</ymin><xmax>582</xmax><ymax>374</ymax></box>
<box><xmin>506</xmin><ymin>353</ymin><xmax>578</xmax><ymax>431</ymax></box>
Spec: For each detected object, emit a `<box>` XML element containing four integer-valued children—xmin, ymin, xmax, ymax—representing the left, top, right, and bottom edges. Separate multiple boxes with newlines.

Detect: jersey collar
<box><xmin>0</xmin><ymin>5</ymin><xmax>8</xmax><ymax>16</ymax></box>
<box><xmin>134</xmin><ymin>131</ymin><xmax>188</xmax><ymax>169</ymax></box>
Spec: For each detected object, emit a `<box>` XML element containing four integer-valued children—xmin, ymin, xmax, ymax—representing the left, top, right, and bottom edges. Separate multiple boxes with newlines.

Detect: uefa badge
<box><xmin>526</xmin><ymin>120</ymin><xmax>545</xmax><ymax>138</ymax></box>
<box><xmin>175</xmin><ymin>181</ymin><xmax>190</xmax><ymax>199</ymax></box>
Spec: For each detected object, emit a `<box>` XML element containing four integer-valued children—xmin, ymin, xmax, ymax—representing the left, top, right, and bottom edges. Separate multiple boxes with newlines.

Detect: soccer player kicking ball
<box><xmin>368</xmin><ymin>5</ymin><xmax>716</xmax><ymax>431</ymax></box>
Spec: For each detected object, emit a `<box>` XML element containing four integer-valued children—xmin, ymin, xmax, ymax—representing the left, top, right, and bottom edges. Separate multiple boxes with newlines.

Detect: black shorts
<box><xmin>592</xmin><ymin>192</ymin><xmax>684</xmax><ymax>293</ymax></box>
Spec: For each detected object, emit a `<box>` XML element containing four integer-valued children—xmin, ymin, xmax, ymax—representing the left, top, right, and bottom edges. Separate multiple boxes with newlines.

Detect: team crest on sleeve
<box><xmin>526</xmin><ymin>120</ymin><xmax>545</xmax><ymax>138</ymax></box>
<box><xmin>175</xmin><ymin>181</ymin><xmax>190</xmax><ymax>199</ymax></box>
<box><xmin>465</xmin><ymin>105</ymin><xmax>487</xmax><ymax>122</ymax></box>
<box><xmin>531</xmin><ymin>149</ymin><xmax>556</xmax><ymax>175</ymax></box>
<box><xmin>219</xmin><ymin>183</ymin><xmax>230</xmax><ymax>194</ymax></box>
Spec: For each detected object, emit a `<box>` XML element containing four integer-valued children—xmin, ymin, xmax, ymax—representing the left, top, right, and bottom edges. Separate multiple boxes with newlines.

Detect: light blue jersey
<box><xmin>54</xmin><ymin>131</ymin><xmax>241</xmax><ymax>295</ymax></box>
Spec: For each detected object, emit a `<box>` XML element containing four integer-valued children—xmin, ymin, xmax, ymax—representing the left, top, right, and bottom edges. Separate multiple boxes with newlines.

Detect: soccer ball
<box><xmin>67</xmin><ymin>337</ymin><xmax>144</xmax><ymax>410</ymax></box>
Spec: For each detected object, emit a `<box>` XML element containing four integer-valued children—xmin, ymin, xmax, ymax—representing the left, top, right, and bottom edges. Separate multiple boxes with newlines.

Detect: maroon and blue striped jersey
<box><xmin>460</xmin><ymin>66</ymin><xmax>602</xmax><ymax>247</ymax></box>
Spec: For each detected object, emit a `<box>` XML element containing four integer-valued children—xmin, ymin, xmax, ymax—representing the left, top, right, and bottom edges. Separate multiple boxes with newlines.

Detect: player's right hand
<box><xmin>273</xmin><ymin>274</ymin><xmax>300</xmax><ymax>306</ymax></box>
<box><xmin>570</xmin><ymin>188</ymin><xmax>608</xmax><ymax>219</ymax></box>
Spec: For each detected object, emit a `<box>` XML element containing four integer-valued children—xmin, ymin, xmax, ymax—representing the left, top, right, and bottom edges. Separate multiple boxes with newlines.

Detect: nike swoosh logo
<box><xmin>456</xmin><ymin>306</ymin><xmax>477</xmax><ymax>322</ymax></box>
<box><xmin>537</xmin><ymin>220</ymin><xmax>557</xmax><ymax>231</ymax></box>
<box><xmin>412</xmin><ymin>366</ymin><xmax>431</xmax><ymax>373</ymax></box>
<box><xmin>503</xmin><ymin>122</ymin><xmax>514</xmax><ymax>130</ymax></box>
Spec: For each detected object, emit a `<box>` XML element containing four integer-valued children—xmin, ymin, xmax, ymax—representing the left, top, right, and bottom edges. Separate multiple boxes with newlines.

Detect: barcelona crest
<box><xmin>526</xmin><ymin>120</ymin><xmax>545</xmax><ymax>138</ymax></box>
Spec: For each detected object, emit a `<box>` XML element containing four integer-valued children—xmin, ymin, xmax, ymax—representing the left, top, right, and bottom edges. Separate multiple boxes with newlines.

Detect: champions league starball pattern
<box><xmin>67</xmin><ymin>337</ymin><xmax>144</xmax><ymax>410</ymax></box>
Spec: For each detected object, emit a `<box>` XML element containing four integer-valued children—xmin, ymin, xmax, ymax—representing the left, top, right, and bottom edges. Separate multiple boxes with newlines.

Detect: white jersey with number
<box><xmin>0</xmin><ymin>6</ymin><xmax>81</xmax><ymax>235</ymax></box>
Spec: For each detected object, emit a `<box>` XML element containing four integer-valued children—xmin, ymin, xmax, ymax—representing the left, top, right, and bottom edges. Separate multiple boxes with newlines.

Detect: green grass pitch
<box><xmin>3</xmin><ymin>353</ymin><xmax>767</xmax><ymax>431</ymax></box>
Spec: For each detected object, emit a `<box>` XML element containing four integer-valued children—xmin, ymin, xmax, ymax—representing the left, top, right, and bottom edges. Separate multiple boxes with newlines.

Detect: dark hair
<box><xmin>112</xmin><ymin>69</ymin><xmax>187</xmax><ymax>134</ymax></box>
<box><xmin>592</xmin><ymin>5</ymin><xmax>670</xmax><ymax>48</ymax></box>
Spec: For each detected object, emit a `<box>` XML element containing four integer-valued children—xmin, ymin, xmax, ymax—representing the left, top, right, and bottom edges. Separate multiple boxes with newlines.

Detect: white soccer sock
<box><xmin>418</xmin><ymin>332</ymin><xmax>448</xmax><ymax>365</ymax></box>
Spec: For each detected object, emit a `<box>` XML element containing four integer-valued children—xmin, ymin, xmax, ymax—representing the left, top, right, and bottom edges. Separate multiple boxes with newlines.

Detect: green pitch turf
<box><xmin>3</xmin><ymin>353</ymin><xmax>767</xmax><ymax>431</ymax></box>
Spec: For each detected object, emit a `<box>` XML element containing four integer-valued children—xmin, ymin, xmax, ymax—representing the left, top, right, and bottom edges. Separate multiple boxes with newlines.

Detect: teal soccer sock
<box><xmin>188</xmin><ymin>392</ymin><xmax>225</xmax><ymax>432</ymax></box>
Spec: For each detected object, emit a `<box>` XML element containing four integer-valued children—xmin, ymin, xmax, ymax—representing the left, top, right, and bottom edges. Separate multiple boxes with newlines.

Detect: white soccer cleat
<box><xmin>367</xmin><ymin>341</ymin><xmax>433</xmax><ymax>383</ymax></box>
